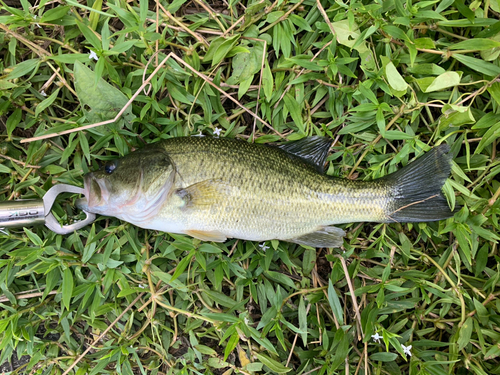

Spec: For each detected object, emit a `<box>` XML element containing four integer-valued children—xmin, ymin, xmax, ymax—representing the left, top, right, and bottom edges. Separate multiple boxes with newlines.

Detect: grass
<box><xmin>1</xmin><ymin>0</ymin><xmax>500</xmax><ymax>374</ymax></box>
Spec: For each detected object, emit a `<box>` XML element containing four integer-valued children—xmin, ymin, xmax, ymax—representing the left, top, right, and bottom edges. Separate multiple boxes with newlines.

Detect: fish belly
<box><xmin>190</xmin><ymin>197</ymin><xmax>325</xmax><ymax>242</ymax></box>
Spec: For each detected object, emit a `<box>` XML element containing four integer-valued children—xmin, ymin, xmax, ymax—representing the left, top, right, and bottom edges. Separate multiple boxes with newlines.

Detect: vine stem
<box><xmin>411</xmin><ymin>249</ymin><xmax>467</xmax><ymax>327</ymax></box>
<box><xmin>62</xmin><ymin>292</ymin><xmax>146</xmax><ymax>375</ymax></box>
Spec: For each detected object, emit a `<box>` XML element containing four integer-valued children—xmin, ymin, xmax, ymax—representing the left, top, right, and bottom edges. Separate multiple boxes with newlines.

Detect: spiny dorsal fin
<box><xmin>277</xmin><ymin>136</ymin><xmax>333</xmax><ymax>173</ymax></box>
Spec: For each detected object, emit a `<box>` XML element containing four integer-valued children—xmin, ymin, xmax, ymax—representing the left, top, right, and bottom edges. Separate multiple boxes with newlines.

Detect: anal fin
<box><xmin>290</xmin><ymin>226</ymin><xmax>345</xmax><ymax>248</ymax></box>
<box><xmin>185</xmin><ymin>229</ymin><xmax>227</xmax><ymax>242</ymax></box>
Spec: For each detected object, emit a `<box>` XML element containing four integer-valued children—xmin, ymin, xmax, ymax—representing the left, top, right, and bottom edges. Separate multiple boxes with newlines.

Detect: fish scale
<box><xmin>80</xmin><ymin>137</ymin><xmax>456</xmax><ymax>247</ymax></box>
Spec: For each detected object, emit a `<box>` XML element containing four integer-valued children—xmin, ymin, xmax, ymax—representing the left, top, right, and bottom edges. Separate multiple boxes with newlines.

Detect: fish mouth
<box><xmin>75</xmin><ymin>174</ymin><xmax>92</xmax><ymax>211</ymax></box>
<box><xmin>81</xmin><ymin>173</ymin><xmax>108</xmax><ymax>210</ymax></box>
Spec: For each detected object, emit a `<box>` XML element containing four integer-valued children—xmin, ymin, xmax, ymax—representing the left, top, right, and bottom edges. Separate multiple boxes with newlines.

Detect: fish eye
<box><xmin>104</xmin><ymin>162</ymin><xmax>116</xmax><ymax>174</ymax></box>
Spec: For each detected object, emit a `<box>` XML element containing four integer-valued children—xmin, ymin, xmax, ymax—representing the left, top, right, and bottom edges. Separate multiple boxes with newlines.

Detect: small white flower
<box><xmin>193</xmin><ymin>130</ymin><xmax>204</xmax><ymax>137</ymax></box>
<box><xmin>213</xmin><ymin>127</ymin><xmax>222</xmax><ymax>136</ymax></box>
<box><xmin>259</xmin><ymin>242</ymin><xmax>270</xmax><ymax>251</ymax></box>
<box><xmin>371</xmin><ymin>333</ymin><xmax>382</xmax><ymax>343</ymax></box>
<box><xmin>402</xmin><ymin>344</ymin><xmax>412</xmax><ymax>357</ymax></box>
<box><xmin>138</xmin><ymin>284</ymin><xmax>145</xmax><ymax>289</ymax></box>
<box><xmin>33</xmin><ymin>15</ymin><xmax>41</xmax><ymax>28</ymax></box>
<box><xmin>40</xmin><ymin>90</ymin><xmax>47</xmax><ymax>97</ymax></box>
<box><xmin>244</xmin><ymin>317</ymin><xmax>250</xmax><ymax>325</ymax></box>
<box><xmin>89</xmin><ymin>50</ymin><xmax>99</xmax><ymax>61</ymax></box>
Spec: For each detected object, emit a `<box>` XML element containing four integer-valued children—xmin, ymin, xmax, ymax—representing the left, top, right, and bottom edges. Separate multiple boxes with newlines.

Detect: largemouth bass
<box><xmin>79</xmin><ymin>137</ymin><xmax>455</xmax><ymax>247</ymax></box>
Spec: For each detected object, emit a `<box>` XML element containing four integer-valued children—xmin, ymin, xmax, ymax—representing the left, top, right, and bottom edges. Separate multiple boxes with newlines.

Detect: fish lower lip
<box><xmin>83</xmin><ymin>173</ymin><xmax>104</xmax><ymax>207</ymax></box>
<box><xmin>75</xmin><ymin>198</ymin><xmax>89</xmax><ymax>210</ymax></box>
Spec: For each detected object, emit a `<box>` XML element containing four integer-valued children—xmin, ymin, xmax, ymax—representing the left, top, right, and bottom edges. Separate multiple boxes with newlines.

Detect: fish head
<box><xmin>81</xmin><ymin>148</ymin><xmax>175</xmax><ymax>222</ymax></box>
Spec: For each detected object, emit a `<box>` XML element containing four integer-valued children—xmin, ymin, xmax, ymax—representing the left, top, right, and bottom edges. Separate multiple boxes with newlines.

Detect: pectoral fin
<box><xmin>176</xmin><ymin>179</ymin><xmax>231</xmax><ymax>209</ymax></box>
<box><xmin>290</xmin><ymin>226</ymin><xmax>345</xmax><ymax>248</ymax></box>
<box><xmin>184</xmin><ymin>229</ymin><xmax>227</xmax><ymax>242</ymax></box>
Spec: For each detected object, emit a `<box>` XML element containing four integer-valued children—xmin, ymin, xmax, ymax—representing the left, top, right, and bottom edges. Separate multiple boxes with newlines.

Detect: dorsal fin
<box><xmin>276</xmin><ymin>136</ymin><xmax>333</xmax><ymax>173</ymax></box>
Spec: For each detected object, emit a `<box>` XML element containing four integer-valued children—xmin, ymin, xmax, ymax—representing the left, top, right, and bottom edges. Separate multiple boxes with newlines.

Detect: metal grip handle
<box><xmin>0</xmin><ymin>184</ymin><xmax>96</xmax><ymax>234</ymax></box>
<box><xmin>0</xmin><ymin>200</ymin><xmax>45</xmax><ymax>229</ymax></box>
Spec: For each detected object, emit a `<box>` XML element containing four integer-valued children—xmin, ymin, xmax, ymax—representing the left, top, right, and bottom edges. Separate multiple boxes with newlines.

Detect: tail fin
<box><xmin>383</xmin><ymin>145</ymin><xmax>457</xmax><ymax>223</ymax></box>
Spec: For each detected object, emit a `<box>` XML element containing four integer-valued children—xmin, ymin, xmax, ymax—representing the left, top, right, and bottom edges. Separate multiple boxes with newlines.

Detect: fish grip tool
<box><xmin>0</xmin><ymin>184</ymin><xmax>96</xmax><ymax>234</ymax></box>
